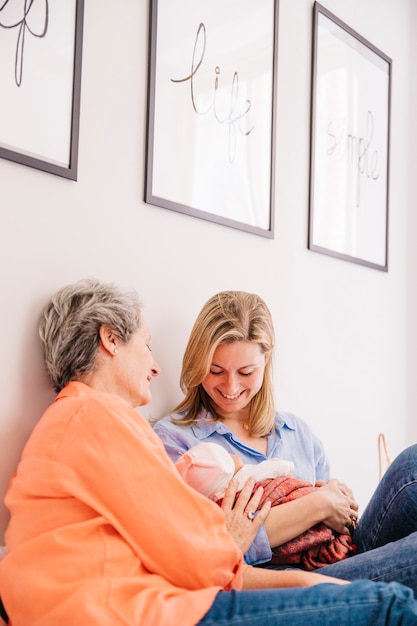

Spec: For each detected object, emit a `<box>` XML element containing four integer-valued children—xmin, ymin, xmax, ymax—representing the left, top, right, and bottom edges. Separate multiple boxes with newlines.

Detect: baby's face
<box><xmin>230</xmin><ymin>453</ymin><xmax>244</xmax><ymax>474</ymax></box>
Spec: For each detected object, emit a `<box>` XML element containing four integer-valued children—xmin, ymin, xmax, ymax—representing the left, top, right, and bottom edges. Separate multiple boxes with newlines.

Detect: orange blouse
<box><xmin>0</xmin><ymin>382</ymin><xmax>246</xmax><ymax>625</ymax></box>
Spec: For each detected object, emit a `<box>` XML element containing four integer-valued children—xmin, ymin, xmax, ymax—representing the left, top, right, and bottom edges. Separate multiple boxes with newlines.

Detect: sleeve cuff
<box><xmin>243</xmin><ymin>524</ymin><xmax>272</xmax><ymax>566</ymax></box>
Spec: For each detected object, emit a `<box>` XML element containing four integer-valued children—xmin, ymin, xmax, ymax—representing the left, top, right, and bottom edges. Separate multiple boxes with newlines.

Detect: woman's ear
<box><xmin>99</xmin><ymin>324</ymin><xmax>119</xmax><ymax>356</ymax></box>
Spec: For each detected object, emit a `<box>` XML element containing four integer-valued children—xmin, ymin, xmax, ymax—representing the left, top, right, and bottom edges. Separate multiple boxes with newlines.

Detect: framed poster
<box><xmin>309</xmin><ymin>2</ymin><xmax>391</xmax><ymax>270</ymax></box>
<box><xmin>0</xmin><ymin>0</ymin><xmax>84</xmax><ymax>180</ymax></box>
<box><xmin>145</xmin><ymin>0</ymin><xmax>278</xmax><ymax>238</ymax></box>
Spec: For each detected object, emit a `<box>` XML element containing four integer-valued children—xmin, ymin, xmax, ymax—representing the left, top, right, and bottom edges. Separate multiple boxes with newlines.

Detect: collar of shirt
<box><xmin>189</xmin><ymin>409</ymin><xmax>296</xmax><ymax>460</ymax></box>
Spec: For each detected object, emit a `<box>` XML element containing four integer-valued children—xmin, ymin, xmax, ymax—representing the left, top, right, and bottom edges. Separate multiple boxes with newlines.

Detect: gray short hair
<box><xmin>39</xmin><ymin>278</ymin><xmax>142</xmax><ymax>392</ymax></box>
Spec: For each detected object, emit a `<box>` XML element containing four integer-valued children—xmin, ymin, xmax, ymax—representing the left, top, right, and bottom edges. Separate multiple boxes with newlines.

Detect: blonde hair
<box><xmin>172</xmin><ymin>291</ymin><xmax>275</xmax><ymax>437</ymax></box>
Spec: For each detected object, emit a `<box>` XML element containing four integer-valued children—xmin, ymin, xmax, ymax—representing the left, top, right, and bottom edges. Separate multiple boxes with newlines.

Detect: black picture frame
<box><xmin>145</xmin><ymin>0</ymin><xmax>278</xmax><ymax>238</ymax></box>
<box><xmin>309</xmin><ymin>2</ymin><xmax>391</xmax><ymax>271</ymax></box>
<box><xmin>0</xmin><ymin>0</ymin><xmax>84</xmax><ymax>181</ymax></box>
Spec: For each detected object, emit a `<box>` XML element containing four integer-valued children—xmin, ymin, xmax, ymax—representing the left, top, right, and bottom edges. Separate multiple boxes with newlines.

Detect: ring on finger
<box><xmin>246</xmin><ymin>510</ymin><xmax>256</xmax><ymax>521</ymax></box>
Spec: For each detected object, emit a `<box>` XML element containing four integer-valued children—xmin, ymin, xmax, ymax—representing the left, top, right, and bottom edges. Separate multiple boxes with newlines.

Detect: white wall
<box><xmin>407</xmin><ymin>0</ymin><xmax>417</xmax><ymax>447</ymax></box>
<box><xmin>0</xmin><ymin>0</ymin><xmax>415</xmax><ymax>541</ymax></box>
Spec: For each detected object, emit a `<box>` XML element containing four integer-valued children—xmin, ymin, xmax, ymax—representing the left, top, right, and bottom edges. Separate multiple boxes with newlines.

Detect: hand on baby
<box><xmin>221</xmin><ymin>477</ymin><xmax>272</xmax><ymax>554</ymax></box>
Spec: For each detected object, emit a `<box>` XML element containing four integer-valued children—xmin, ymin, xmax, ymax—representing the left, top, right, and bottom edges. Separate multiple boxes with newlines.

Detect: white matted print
<box><xmin>309</xmin><ymin>2</ymin><xmax>391</xmax><ymax>271</ymax></box>
<box><xmin>0</xmin><ymin>0</ymin><xmax>84</xmax><ymax>180</ymax></box>
<box><xmin>145</xmin><ymin>0</ymin><xmax>278</xmax><ymax>238</ymax></box>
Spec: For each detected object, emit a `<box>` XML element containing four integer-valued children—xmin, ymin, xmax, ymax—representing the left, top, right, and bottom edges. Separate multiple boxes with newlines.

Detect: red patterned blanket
<box><xmin>221</xmin><ymin>476</ymin><xmax>356</xmax><ymax>571</ymax></box>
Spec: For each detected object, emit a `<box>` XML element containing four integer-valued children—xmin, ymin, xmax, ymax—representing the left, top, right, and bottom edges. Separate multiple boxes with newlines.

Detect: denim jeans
<box><xmin>315</xmin><ymin>444</ymin><xmax>417</xmax><ymax>593</ymax></box>
<box><xmin>197</xmin><ymin>580</ymin><xmax>417</xmax><ymax>625</ymax></box>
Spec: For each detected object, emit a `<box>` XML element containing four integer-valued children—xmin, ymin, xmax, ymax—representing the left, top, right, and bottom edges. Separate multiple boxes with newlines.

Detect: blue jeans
<box><xmin>315</xmin><ymin>444</ymin><xmax>417</xmax><ymax>593</ymax></box>
<box><xmin>197</xmin><ymin>580</ymin><xmax>417</xmax><ymax>625</ymax></box>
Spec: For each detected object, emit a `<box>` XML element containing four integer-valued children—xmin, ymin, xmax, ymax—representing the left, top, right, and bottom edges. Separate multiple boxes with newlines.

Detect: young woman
<box><xmin>154</xmin><ymin>290</ymin><xmax>417</xmax><ymax>593</ymax></box>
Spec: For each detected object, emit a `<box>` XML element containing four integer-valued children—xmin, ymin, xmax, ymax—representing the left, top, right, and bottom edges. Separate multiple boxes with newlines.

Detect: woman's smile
<box><xmin>217</xmin><ymin>388</ymin><xmax>245</xmax><ymax>400</ymax></box>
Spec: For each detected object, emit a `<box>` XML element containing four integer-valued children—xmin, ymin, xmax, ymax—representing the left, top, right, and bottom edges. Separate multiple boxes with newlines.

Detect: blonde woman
<box><xmin>154</xmin><ymin>290</ymin><xmax>417</xmax><ymax>593</ymax></box>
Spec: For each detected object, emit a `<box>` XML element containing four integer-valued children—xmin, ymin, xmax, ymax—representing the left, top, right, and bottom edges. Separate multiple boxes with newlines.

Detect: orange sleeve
<box><xmin>43</xmin><ymin>394</ymin><xmax>245</xmax><ymax>591</ymax></box>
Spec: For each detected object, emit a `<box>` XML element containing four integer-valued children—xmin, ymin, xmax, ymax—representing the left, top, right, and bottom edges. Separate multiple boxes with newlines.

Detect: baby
<box><xmin>175</xmin><ymin>441</ymin><xmax>294</xmax><ymax>501</ymax></box>
<box><xmin>175</xmin><ymin>441</ymin><xmax>355</xmax><ymax>571</ymax></box>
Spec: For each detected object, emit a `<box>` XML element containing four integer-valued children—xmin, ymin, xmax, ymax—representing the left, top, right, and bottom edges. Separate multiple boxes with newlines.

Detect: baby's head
<box><xmin>175</xmin><ymin>442</ymin><xmax>240</xmax><ymax>500</ymax></box>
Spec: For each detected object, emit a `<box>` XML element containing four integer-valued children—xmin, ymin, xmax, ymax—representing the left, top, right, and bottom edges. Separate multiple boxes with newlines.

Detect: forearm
<box><xmin>263</xmin><ymin>491</ymin><xmax>329</xmax><ymax>547</ymax></box>
<box><xmin>242</xmin><ymin>565</ymin><xmax>348</xmax><ymax>589</ymax></box>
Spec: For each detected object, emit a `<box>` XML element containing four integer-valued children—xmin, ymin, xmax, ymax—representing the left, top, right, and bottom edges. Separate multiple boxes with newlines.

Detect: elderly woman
<box><xmin>0</xmin><ymin>280</ymin><xmax>417</xmax><ymax>625</ymax></box>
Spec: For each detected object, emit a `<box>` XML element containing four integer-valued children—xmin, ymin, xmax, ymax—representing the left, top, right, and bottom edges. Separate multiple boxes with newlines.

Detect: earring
<box><xmin>113</xmin><ymin>348</ymin><xmax>118</xmax><ymax>354</ymax></box>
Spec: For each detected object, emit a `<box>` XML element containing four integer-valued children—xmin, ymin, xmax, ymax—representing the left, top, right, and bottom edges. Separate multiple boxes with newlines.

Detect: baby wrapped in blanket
<box><xmin>175</xmin><ymin>442</ymin><xmax>355</xmax><ymax>570</ymax></box>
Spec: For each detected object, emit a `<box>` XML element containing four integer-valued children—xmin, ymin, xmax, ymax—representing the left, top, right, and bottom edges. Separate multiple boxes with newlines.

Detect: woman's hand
<box><xmin>319</xmin><ymin>478</ymin><xmax>359</xmax><ymax>534</ymax></box>
<box><xmin>221</xmin><ymin>477</ymin><xmax>271</xmax><ymax>554</ymax></box>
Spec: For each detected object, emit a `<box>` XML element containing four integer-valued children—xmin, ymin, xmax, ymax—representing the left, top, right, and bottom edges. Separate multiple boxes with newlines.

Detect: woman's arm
<box><xmin>263</xmin><ymin>479</ymin><xmax>359</xmax><ymax>548</ymax></box>
<box><xmin>242</xmin><ymin>565</ymin><xmax>349</xmax><ymax>589</ymax></box>
<box><xmin>221</xmin><ymin>474</ymin><xmax>358</xmax><ymax>551</ymax></box>
<box><xmin>60</xmin><ymin>401</ymin><xmax>248</xmax><ymax>592</ymax></box>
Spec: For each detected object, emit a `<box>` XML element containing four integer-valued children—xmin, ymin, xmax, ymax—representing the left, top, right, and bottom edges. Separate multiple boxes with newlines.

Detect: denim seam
<box><xmin>367</xmin><ymin>479</ymin><xmax>417</xmax><ymax>549</ymax></box>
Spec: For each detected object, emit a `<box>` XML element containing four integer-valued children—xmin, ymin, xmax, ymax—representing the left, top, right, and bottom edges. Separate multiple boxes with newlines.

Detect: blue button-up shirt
<box><xmin>153</xmin><ymin>410</ymin><xmax>330</xmax><ymax>565</ymax></box>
